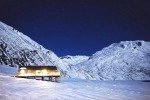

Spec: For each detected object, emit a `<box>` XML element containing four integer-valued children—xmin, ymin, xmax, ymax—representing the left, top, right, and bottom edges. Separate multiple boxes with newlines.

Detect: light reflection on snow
<box><xmin>33</xmin><ymin>81</ymin><xmax>56</xmax><ymax>89</ymax></box>
<box><xmin>0</xmin><ymin>76</ymin><xmax>150</xmax><ymax>100</ymax></box>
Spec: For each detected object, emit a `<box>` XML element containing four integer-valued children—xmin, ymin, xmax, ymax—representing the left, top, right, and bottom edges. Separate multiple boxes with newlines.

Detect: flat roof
<box><xmin>19</xmin><ymin>66</ymin><xmax>57</xmax><ymax>70</ymax></box>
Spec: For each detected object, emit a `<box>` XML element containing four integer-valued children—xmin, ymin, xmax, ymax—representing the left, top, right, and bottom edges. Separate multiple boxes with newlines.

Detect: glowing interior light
<box><xmin>36</xmin><ymin>70</ymin><xmax>41</xmax><ymax>75</ymax></box>
<box><xmin>42</xmin><ymin>70</ymin><xmax>47</xmax><ymax>75</ymax></box>
<box><xmin>20</xmin><ymin>67</ymin><xmax>26</xmax><ymax>70</ymax></box>
<box><xmin>20</xmin><ymin>69</ymin><xmax>25</xmax><ymax>74</ymax></box>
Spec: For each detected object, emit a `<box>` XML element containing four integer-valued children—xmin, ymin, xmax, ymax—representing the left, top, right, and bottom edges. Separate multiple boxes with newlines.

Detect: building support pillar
<box><xmin>49</xmin><ymin>77</ymin><xmax>52</xmax><ymax>81</ymax></box>
<box><xmin>42</xmin><ymin>77</ymin><xmax>44</xmax><ymax>80</ymax></box>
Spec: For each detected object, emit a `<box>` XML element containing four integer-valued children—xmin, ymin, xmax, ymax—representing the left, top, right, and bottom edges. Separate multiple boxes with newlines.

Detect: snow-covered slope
<box><xmin>0</xmin><ymin>21</ymin><xmax>70</xmax><ymax>76</ymax></box>
<box><xmin>0</xmin><ymin>65</ymin><xmax>150</xmax><ymax>100</ymax></box>
<box><xmin>0</xmin><ymin>65</ymin><xmax>17</xmax><ymax>76</ymax></box>
<box><xmin>60</xmin><ymin>55</ymin><xmax>89</xmax><ymax>65</ymax></box>
<box><xmin>71</xmin><ymin>41</ymin><xmax>150</xmax><ymax>80</ymax></box>
<box><xmin>0</xmin><ymin>21</ymin><xmax>150</xmax><ymax>80</ymax></box>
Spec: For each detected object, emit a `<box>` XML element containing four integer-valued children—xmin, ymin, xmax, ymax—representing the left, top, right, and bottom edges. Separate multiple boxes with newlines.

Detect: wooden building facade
<box><xmin>16</xmin><ymin>66</ymin><xmax>61</xmax><ymax>82</ymax></box>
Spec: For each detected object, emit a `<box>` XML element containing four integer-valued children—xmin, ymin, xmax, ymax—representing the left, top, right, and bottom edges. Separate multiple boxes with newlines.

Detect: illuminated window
<box><xmin>20</xmin><ymin>69</ymin><xmax>25</xmax><ymax>74</ymax></box>
<box><xmin>42</xmin><ymin>70</ymin><xmax>47</xmax><ymax>75</ymax></box>
<box><xmin>36</xmin><ymin>70</ymin><xmax>40</xmax><ymax>75</ymax></box>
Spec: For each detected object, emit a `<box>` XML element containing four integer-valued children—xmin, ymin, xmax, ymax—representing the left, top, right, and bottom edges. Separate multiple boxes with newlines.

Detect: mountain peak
<box><xmin>0</xmin><ymin>21</ymin><xmax>150</xmax><ymax>80</ymax></box>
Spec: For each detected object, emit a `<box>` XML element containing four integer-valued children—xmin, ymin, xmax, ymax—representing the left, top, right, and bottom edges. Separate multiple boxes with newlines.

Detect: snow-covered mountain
<box><xmin>0</xmin><ymin>21</ymin><xmax>70</xmax><ymax>76</ymax></box>
<box><xmin>70</xmin><ymin>41</ymin><xmax>150</xmax><ymax>80</ymax></box>
<box><xmin>60</xmin><ymin>55</ymin><xmax>89</xmax><ymax>65</ymax></box>
<box><xmin>0</xmin><ymin>21</ymin><xmax>150</xmax><ymax>80</ymax></box>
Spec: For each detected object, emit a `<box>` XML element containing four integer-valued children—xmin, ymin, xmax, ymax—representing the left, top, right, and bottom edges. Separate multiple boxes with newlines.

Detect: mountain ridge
<box><xmin>0</xmin><ymin>21</ymin><xmax>70</xmax><ymax>76</ymax></box>
<box><xmin>0</xmin><ymin>21</ymin><xmax>150</xmax><ymax>80</ymax></box>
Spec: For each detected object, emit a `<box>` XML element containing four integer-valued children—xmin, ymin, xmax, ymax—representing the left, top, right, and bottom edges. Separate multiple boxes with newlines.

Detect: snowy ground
<box><xmin>0</xmin><ymin>65</ymin><xmax>150</xmax><ymax>100</ymax></box>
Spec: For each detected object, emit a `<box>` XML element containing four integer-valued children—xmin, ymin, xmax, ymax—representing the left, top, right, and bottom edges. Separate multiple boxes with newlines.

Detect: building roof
<box><xmin>19</xmin><ymin>66</ymin><xmax>57</xmax><ymax>70</ymax></box>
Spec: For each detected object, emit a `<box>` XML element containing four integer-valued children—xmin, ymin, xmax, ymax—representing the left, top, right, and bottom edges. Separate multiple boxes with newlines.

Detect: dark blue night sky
<box><xmin>0</xmin><ymin>0</ymin><xmax>150</xmax><ymax>56</ymax></box>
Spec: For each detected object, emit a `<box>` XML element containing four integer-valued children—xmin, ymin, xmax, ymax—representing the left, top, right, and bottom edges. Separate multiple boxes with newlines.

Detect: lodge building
<box><xmin>16</xmin><ymin>66</ymin><xmax>61</xmax><ymax>82</ymax></box>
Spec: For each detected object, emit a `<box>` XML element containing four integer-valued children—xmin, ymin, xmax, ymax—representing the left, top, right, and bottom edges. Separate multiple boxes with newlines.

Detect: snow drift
<box><xmin>0</xmin><ymin>65</ymin><xmax>150</xmax><ymax>100</ymax></box>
